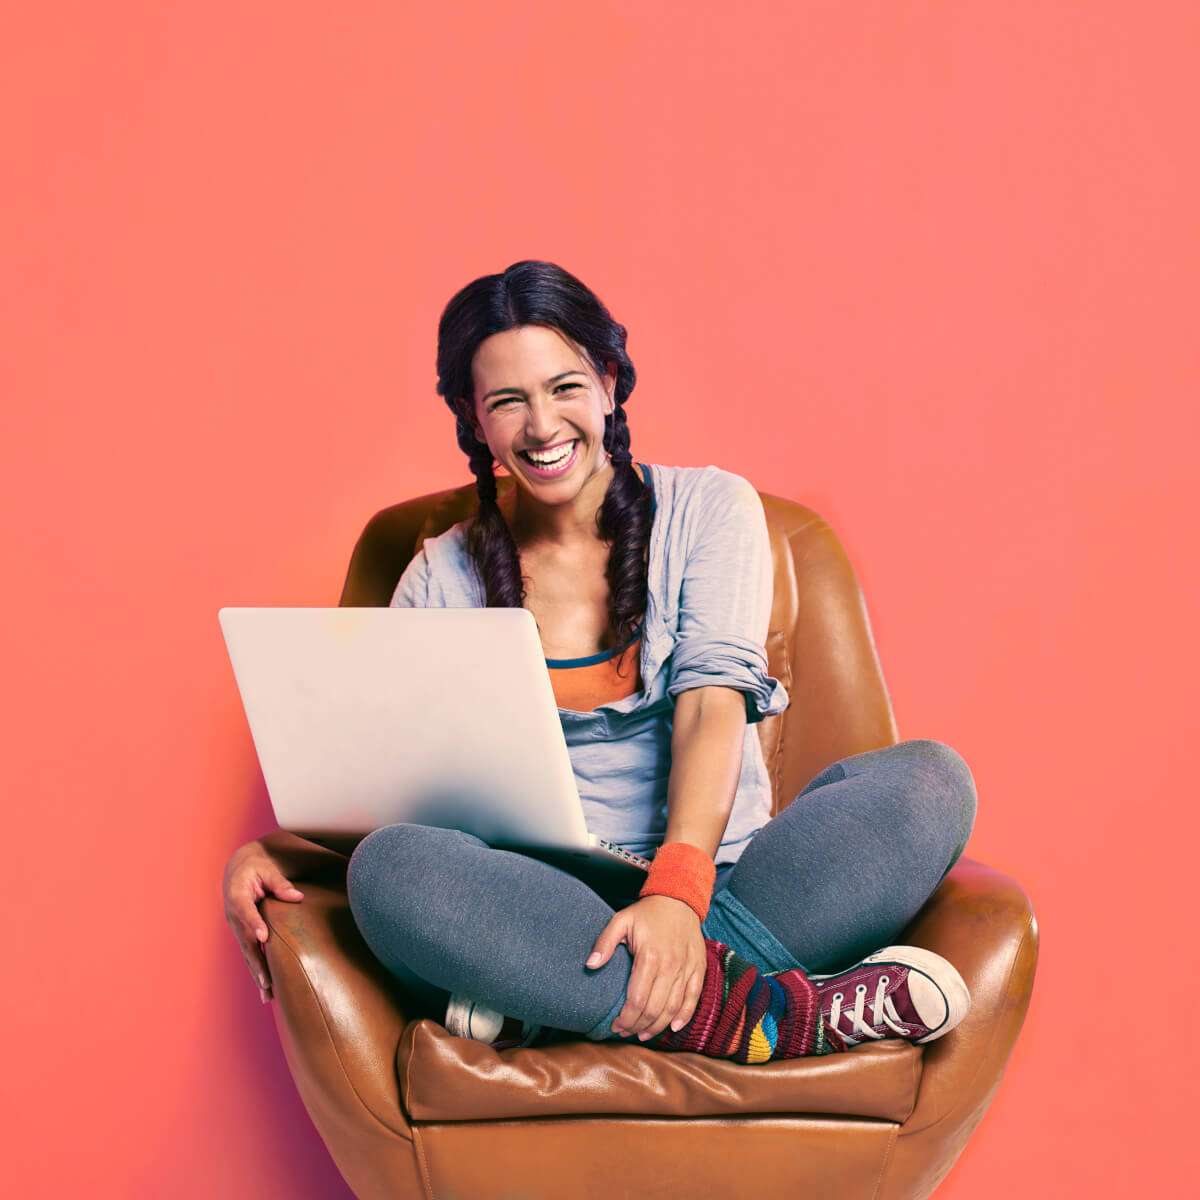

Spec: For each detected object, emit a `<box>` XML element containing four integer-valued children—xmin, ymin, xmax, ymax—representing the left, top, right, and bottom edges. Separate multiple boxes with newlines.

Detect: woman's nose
<box><xmin>524</xmin><ymin>394</ymin><xmax>566</xmax><ymax>439</ymax></box>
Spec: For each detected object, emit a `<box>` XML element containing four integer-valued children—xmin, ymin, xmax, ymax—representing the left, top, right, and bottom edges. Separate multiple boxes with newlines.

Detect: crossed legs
<box><xmin>345</xmin><ymin>738</ymin><xmax>977</xmax><ymax>1041</ymax></box>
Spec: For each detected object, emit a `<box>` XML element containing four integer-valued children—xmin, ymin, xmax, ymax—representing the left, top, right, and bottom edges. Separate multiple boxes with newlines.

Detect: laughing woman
<box><xmin>224</xmin><ymin>259</ymin><xmax>977</xmax><ymax>1063</ymax></box>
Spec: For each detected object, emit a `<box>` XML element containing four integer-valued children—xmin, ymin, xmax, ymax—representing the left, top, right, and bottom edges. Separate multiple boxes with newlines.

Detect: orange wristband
<box><xmin>637</xmin><ymin>841</ymin><xmax>717</xmax><ymax>922</ymax></box>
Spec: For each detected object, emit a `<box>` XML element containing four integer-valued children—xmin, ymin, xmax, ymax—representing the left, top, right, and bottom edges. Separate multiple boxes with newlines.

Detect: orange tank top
<box><xmin>546</xmin><ymin>625</ymin><xmax>644</xmax><ymax>712</ymax></box>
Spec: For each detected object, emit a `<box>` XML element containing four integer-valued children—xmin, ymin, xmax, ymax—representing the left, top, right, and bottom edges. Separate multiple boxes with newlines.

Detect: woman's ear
<box><xmin>603</xmin><ymin>360</ymin><xmax>618</xmax><ymax>412</ymax></box>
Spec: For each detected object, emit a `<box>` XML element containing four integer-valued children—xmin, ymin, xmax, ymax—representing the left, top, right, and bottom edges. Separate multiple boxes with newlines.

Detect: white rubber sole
<box><xmin>811</xmin><ymin>945</ymin><xmax>971</xmax><ymax>1044</ymax></box>
<box><xmin>444</xmin><ymin>994</ymin><xmax>545</xmax><ymax>1048</ymax></box>
<box><xmin>444</xmin><ymin>994</ymin><xmax>504</xmax><ymax>1042</ymax></box>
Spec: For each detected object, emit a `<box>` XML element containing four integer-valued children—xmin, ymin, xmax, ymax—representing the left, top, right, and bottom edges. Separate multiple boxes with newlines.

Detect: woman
<box><xmin>223</xmin><ymin>259</ymin><xmax>977</xmax><ymax>1064</ymax></box>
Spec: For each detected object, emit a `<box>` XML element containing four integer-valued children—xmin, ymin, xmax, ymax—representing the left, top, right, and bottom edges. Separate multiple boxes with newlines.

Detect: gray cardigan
<box><xmin>390</xmin><ymin>462</ymin><xmax>789</xmax><ymax>868</ymax></box>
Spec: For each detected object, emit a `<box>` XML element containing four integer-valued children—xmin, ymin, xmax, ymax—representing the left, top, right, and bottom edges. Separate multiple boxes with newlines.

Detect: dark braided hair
<box><xmin>436</xmin><ymin>259</ymin><xmax>651</xmax><ymax>658</ymax></box>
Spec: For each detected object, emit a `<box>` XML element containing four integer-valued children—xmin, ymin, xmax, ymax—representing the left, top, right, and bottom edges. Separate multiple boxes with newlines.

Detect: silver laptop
<box><xmin>218</xmin><ymin>606</ymin><xmax>652</xmax><ymax>889</ymax></box>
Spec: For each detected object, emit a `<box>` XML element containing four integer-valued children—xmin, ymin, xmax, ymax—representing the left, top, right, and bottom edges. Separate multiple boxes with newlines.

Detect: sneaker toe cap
<box><xmin>906</xmin><ymin>971</ymin><xmax>950</xmax><ymax>1030</ymax></box>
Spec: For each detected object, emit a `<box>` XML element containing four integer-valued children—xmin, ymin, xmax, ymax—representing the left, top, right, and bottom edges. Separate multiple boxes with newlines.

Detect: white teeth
<box><xmin>524</xmin><ymin>441</ymin><xmax>575</xmax><ymax>466</ymax></box>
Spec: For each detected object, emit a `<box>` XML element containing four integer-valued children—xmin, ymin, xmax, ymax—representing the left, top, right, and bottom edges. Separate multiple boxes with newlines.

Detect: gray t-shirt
<box><xmin>390</xmin><ymin>462</ymin><xmax>790</xmax><ymax>868</ymax></box>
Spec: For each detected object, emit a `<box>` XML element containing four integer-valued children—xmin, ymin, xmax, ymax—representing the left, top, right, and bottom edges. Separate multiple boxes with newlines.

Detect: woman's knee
<box><xmin>347</xmin><ymin>825</ymin><xmax>403</xmax><ymax>923</ymax></box>
<box><xmin>347</xmin><ymin>823</ymin><xmax>441</xmax><ymax>912</ymax></box>
<box><xmin>893</xmin><ymin>738</ymin><xmax>977</xmax><ymax>842</ymax></box>
<box><xmin>349</xmin><ymin>821</ymin><xmax>411</xmax><ymax>883</ymax></box>
<box><xmin>348</xmin><ymin>823</ymin><xmax>489</xmax><ymax>901</ymax></box>
<box><xmin>894</xmin><ymin>737</ymin><xmax>973</xmax><ymax>784</ymax></box>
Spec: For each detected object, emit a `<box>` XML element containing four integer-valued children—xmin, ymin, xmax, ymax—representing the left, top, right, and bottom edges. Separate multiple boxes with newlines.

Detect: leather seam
<box><xmin>403</xmin><ymin>1024</ymin><xmax>419</xmax><ymax>1115</ymax></box>
<box><xmin>410</xmin><ymin>1122</ymin><xmax>436</xmax><ymax>1200</ymax></box>
<box><xmin>871</xmin><ymin>1121</ymin><xmax>901</xmax><ymax>1200</ymax></box>
<box><xmin>906</xmin><ymin>1049</ymin><xmax>922</xmax><ymax>1122</ymax></box>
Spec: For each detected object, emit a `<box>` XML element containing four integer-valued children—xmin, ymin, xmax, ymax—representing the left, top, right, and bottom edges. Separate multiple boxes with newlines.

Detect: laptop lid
<box><xmin>217</xmin><ymin>606</ymin><xmax>592</xmax><ymax>849</ymax></box>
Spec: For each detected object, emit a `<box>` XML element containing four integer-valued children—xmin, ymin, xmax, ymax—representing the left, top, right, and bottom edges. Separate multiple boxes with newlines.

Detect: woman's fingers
<box><xmin>248</xmin><ymin>874</ymin><xmax>303</xmax><ymax>999</ymax></box>
<box><xmin>613</xmin><ymin>949</ymin><xmax>659</xmax><ymax>1035</ymax></box>
<box><xmin>229</xmin><ymin>890</ymin><xmax>272</xmax><ymax>985</ymax></box>
<box><xmin>264</xmin><ymin>868</ymin><xmax>305</xmax><ymax>903</ymax></box>
<box><xmin>640</xmin><ymin>971</ymin><xmax>688</xmax><ymax>1040</ymax></box>
<box><xmin>242</xmin><ymin>884</ymin><xmax>298</xmax><ymax>998</ymax></box>
<box><xmin>585</xmin><ymin>909</ymin><xmax>628</xmax><ymax>970</ymax></box>
<box><xmin>671</xmin><ymin>968</ymin><xmax>704</xmax><ymax>1031</ymax></box>
<box><xmin>223</xmin><ymin>888</ymin><xmax>271</xmax><ymax>996</ymax></box>
<box><xmin>637</xmin><ymin>968</ymin><xmax>686</xmax><ymax>1040</ymax></box>
<box><xmin>627</xmin><ymin>953</ymin><xmax>679</xmax><ymax>1039</ymax></box>
<box><xmin>223</xmin><ymin>844</ymin><xmax>305</xmax><ymax>1003</ymax></box>
<box><xmin>242</xmin><ymin>938</ymin><xmax>271</xmax><ymax>993</ymax></box>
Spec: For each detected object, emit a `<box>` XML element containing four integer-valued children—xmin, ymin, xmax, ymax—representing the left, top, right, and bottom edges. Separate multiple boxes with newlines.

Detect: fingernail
<box><xmin>670</xmin><ymin>1020</ymin><xmax>682</xmax><ymax>1031</ymax></box>
<box><xmin>259</xmin><ymin>989</ymin><xmax>267</xmax><ymax>1004</ymax></box>
<box><xmin>638</xmin><ymin>1031</ymin><xmax>650</xmax><ymax>1041</ymax></box>
<box><xmin>586</xmin><ymin>953</ymin><xmax>601</xmax><ymax>966</ymax></box>
<box><xmin>257</xmin><ymin>928</ymin><xmax>268</xmax><ymax>941</ymax></box>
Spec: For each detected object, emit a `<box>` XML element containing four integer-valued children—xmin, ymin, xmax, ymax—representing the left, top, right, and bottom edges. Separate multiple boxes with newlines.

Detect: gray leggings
<box><xmin>345</xmin><ymin>738</ymin><xmax>977</xmax><ymax>1044</ymax></box>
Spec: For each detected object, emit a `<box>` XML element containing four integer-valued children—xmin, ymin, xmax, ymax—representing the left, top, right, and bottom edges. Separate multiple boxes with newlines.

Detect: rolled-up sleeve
<box><xmin>665</xmin><ymin>470</ymin><xmax>790</xmax><ymax>724</ymax></box>
<box><xmin>390</xmin><ymin>544</ymin><xmax>431</xmax><ymax>608</ymax></box>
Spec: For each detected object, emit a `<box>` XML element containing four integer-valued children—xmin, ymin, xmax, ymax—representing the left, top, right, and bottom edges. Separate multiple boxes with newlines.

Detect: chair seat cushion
<box><xmin>397</xmin><ymin>1019</ymin><xmax>923</xmax><ymax>1122</ymax></box>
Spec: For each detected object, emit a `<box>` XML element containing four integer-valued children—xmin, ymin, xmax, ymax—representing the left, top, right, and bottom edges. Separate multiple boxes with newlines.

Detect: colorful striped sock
<box><xmin>645</xmin><ymin>937</ymin><xmax>846</xmax><ymax>1062</ymax></box>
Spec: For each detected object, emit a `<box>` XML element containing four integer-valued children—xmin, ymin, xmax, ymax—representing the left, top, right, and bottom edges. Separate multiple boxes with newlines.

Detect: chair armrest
<box><xmin>260</xmin><ymin>876</ymin><xmax>420</xmax><ymax>1142</ymax></box>
<box><xmin>900</xmin><ymin>856</ymin><xmax>1039</xmax><ymax>1131</ymax></box>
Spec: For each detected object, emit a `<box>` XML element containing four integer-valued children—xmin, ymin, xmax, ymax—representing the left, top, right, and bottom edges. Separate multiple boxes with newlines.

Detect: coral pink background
<box><xmin>3</xmin><ymin>2</ymin><xmax>1195</xmax><ymax>1195</ymax></box>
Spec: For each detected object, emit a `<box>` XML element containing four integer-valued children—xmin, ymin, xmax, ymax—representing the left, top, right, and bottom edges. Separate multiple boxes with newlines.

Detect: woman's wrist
<box><xmin>637</xmin><ymin>840</ymin><xmax>716</xmax><ymax>922</ymax></box>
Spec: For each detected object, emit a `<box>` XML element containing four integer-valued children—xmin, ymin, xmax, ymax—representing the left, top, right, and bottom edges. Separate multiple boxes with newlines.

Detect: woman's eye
<box><xmin>492</xmin><ymin>383</ymin><xmax>579</xmax><ymax>410</ymax></box>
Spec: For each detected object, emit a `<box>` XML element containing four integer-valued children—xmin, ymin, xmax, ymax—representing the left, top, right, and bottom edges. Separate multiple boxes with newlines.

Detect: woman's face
<box><xmin>467</xmin><ymin>324</ymin><xmax>617</xmax><ymax>505</ymax></box>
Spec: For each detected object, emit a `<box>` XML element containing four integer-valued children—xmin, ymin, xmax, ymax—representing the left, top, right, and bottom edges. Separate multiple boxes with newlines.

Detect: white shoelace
<box><xmin>825</xmin><ymin>975</ymin><xmax>912</xmax><ymax>1045</ymax></box>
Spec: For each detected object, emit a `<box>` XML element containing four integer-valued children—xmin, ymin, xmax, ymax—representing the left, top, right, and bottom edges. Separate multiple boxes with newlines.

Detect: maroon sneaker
<box><xmin>806</xmin><ymin>945</ymin><xmax>971</xmax><ymax>1049</ymax></box>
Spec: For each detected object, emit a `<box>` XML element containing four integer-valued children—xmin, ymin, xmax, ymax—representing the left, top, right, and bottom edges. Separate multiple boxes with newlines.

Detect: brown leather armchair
<box><xmin>259</xmin><ymin>475</ymin><xmax>1039</xmax><ymax>1199</ymax></box>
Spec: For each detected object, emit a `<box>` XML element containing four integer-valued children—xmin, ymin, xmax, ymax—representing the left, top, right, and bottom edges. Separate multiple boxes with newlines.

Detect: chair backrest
<box><xmin>338</xmin><ymin>475</ymin><xmax>899</xmax><ymax>813</ymax></box>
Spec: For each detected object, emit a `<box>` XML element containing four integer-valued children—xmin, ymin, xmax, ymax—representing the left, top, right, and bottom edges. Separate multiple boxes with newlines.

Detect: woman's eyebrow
<box><xmin>483</xmin><ymin>370</ymin><xmax>586</xmax><ymax>401</ymax></box>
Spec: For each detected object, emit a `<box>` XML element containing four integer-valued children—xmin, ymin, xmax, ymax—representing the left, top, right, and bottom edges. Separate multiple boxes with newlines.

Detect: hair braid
<box><xmin>454</xmin><ymin>411</ymin><xmax>526</xmax><ymax>609</ymax></box>
<box><xmin>597</xmin><ymin>399</ymin><xmax>652</xmax><ymax>660</ymax></box>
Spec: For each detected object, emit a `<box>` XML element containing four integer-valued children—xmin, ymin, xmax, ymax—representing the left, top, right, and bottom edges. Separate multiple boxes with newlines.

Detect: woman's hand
<box><xmin>222</xmin><ymin>840</ymin><xmax>306</xmax><ymax>1004</ymax></box>
<box><xmin>585</xmin><ymin>895</ymin><xmax>707</xmax><ymax>1040</ymax></box>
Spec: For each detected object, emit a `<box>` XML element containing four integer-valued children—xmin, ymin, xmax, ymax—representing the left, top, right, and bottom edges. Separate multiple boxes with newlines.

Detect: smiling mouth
<box><xmin>517</xmin><ymin>439</ymin><xmax>579</xmax><ymax>466</ymax></box>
